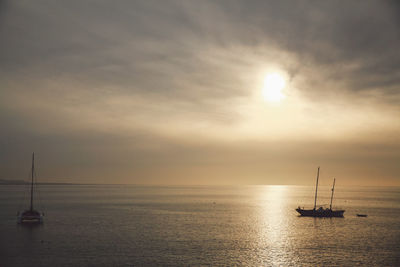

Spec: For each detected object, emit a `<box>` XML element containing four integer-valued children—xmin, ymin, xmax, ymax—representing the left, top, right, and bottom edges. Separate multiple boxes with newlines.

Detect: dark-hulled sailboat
<box><xmin>296</xmin><ymin>167</ymin><xmax>345</xmax><ymax>217</ymax></box>
<box><xmin>17</xmin><ymin>153</ymin><xmax>44</xmax><ymax>224</ymax></box>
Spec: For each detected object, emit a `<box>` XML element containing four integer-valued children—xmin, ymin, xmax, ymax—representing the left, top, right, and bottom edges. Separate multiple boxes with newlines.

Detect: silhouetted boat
<box><xmin>296</xmin><ymin>167</ymin><xmax>345</xmax><ymax>217</ymax></box>
<box><xmin>17</xmin><ymin>153</ymin><xmax>44</xmax><ymax>224</ymax></box>
<box><xmin>357</xmin><ymin>214</ymin><xmax>368</xmax><ymax>217</ymax></box>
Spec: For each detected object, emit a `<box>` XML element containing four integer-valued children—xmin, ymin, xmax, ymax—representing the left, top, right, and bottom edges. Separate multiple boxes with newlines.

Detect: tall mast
<box><xmin>313</xmin><ymin>167</ymin><xmax>320</xmax><ymax>210</ymax></box>
<box><xmin>30</xmin><ymin>152</ymin><xmax>34</xmax><ymax>211</ymax></box>
<box><xmin>330</xmin><ymin>178</ymin><xmax>336</xmax><ymax>210</ymax></box>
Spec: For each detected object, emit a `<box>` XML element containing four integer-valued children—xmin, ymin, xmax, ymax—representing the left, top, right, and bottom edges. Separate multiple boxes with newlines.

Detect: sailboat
<box><xmin>17</xmin><ymin>153</ymin><xmax>44</xmax><ymax>224</ymax></box>
<box><xmin>296</xmin><ymin>167</ymin><xmax>345</xmax><ymax>217</ymax></box>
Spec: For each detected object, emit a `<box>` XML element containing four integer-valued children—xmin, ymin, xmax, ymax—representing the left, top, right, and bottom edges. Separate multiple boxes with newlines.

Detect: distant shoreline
<box><xmin>0</xmin><ymin>179</ymin><xmax>399</xmax><ymax>188</ymax></box>
<box><xmin>0</xmin><ymin>179</ymin><xmax>97</xmax><ymax>186</ymax></box>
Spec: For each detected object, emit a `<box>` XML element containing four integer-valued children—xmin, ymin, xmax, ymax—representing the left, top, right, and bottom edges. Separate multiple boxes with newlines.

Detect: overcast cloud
<box><xmin>1</xmin><ymin>0</ymin><xmax>399</xmax><ymax>185</ymax></box>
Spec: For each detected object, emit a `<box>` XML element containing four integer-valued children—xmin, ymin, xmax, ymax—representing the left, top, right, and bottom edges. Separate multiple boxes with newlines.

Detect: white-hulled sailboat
<box><xmin>17</xmin><ymin>153</ymin><xmax>44</xmax><ymax>224</ymax></box>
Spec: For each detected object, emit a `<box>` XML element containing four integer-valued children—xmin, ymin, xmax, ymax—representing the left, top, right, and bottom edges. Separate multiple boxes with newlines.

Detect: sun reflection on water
<box><xmin>257</xmin><ymin>185</ymin><xmax>293</xmax><ymax>265</ymax></box>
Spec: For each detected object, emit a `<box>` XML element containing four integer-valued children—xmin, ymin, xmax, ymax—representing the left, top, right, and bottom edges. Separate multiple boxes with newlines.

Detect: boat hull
<box><xmin>17</xmin><ymin>210</ymin><xmax>43</xmax><ymax>224</ymax></box>
<box><xmin>296</xmin><ymin>208</ymin><xmax>345</xmax><ymax>217</ymax></box>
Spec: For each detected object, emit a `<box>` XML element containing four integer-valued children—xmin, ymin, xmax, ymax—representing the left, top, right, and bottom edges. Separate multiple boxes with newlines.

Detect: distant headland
<box><xmin>0</xmin><ymin>179</ymin><xmax>78</xmax><ymax>185</ymax></box>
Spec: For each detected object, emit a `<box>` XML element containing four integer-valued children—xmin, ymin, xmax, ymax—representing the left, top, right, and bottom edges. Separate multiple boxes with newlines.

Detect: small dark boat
<box><xmin>357</xmin><ymin>214</ymin><xmax>368</xmax><ymax>217</ymax></box>
<box><xmin>296</xmin><ymin>167</ymin><xmax>345</xmax><ymax>218</ymax></box>
<box><xmin>17</xmin><ymin>153</ymin><xmax>44</xmax><ymax>224</ymax></box>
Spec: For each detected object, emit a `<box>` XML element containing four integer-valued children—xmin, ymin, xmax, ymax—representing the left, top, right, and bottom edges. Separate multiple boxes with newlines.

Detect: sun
<box><xmin>262</xmin><ymin>73</ymin><xmax>286</xmax><ymax>103</ymax></box>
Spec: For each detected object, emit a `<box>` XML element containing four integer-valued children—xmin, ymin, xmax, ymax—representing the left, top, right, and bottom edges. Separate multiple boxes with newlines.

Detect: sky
<box><xmin>1</xmin><ymin>0</ymin><xmax>399</xmax><ymax>185</ymax></box>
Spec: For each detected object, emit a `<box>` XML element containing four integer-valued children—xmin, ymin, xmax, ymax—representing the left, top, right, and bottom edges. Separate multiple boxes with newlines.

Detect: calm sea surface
<box><xmin>0</xmin><ymin>185</ymin><xmax>399</xmax><ymax>266</ymax></box>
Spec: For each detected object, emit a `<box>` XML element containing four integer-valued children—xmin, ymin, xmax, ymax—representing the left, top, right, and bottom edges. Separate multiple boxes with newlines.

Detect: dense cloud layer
<box><xmin>1</xmin><ymin>0</ymin><xmax>399</xmax><ymax>184</ymax></box>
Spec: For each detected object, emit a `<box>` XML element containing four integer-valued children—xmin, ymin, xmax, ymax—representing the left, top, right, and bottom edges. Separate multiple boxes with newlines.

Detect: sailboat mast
<box><xmin>30</xmin><ymin>152</ymin><xmax>34</xmax><ymax>211</ymax></box>
<box><xmin>313</xmin><ymin>167</ymin><xmax>320</xmax><ymax>210</ymax></box>
<box><xmin>330</xmin><ymin>178</ymin><xmax>336</xmax><ymax>210</ymax></box>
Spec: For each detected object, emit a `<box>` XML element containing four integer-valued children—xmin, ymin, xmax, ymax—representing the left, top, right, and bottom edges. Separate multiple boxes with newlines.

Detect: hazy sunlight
<box><xmin>262</xmin><ymin>73</ymin><xmax>286</xmax><ymax>103</ymax></box>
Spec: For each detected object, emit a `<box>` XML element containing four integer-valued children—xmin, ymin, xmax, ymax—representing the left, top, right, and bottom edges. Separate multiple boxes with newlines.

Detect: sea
<box><xmin>0</xmin><ymin>185</ymin><xmax>399</xmax><ymax>266</ymax></box>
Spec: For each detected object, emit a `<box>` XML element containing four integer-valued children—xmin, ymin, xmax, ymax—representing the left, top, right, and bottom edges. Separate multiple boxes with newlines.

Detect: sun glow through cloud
<box><xmin>262</xmin><ymin>73</ymin><xmax>286</xmax><ymax>103</ymax></box>
<box><xmin>1</xmin><ymin>1</ymin><xmax>400</xmax><ymax>186</ymax></box>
